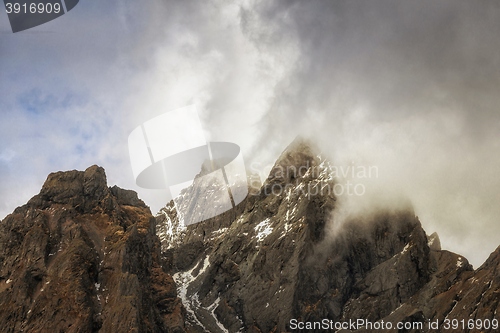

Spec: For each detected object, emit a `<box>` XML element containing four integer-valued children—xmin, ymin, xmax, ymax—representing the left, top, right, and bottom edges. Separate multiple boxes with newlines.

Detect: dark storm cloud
<box><xmin>248</xmin><ymin>0</ymin><xmax>500</xmax><ymax>138</ymax></box>
<box><xmin>234</xmin><ymin>0</ymin><xmax>500</xmax><ymax>266</ymax></box>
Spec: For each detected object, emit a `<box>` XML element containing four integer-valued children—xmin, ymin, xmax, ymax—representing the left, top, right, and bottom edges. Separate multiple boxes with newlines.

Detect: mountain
<box><xmin>0</xmin><ymin>138</ymin><xmax>499</xmax><ymax>332</ymax></box>
<box><xmin>0</xmin><ymin>166</ymin><xmax>185</xmax><ymax>333</ymax></box>
<box><xmin>157</xmin><ymin>137</ymin><xmax>500</xmax><ymax>333</ymax></box>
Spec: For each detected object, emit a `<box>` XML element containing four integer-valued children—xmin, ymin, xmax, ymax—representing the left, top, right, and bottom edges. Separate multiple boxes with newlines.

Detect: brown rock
<box><xmin>0</xmin><ymin>165</ymin><xmax>186</xmax><ymax>333</ymax></box>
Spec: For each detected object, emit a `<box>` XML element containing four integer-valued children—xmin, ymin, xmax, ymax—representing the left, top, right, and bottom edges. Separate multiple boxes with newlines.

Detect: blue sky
<box><xmin>0</xmin><ymin>0</ymin><xmax>278</xmax><ymax>219</ymax></box>
<box><xmin>1</xmin><ymin>0</ymin><xmax>500</xmax><ymax>267</ymax></box>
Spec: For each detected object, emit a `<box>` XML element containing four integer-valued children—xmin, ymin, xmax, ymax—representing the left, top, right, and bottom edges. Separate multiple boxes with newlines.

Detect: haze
<box><xmin>1</xmin><ymin>0</ymin><xmax>499</xmax><ymax>267</ymax></box>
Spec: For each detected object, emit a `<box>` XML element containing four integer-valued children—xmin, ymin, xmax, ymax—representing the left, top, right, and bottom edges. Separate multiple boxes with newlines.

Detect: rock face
<box><xmin>379</xmin><ymin>245</ymin><xmax>500</xmax><ymax>333</ymax></box>
<box><xmin>157</xmin><ymin>138</ymin><xmax>500</xmax><ymax>333</ymax></box>
<box><xmin>1</xmin><ymin>139</ymin><xmax>499</xmax><ymax>333</ymax></box>
<box><xmin>0</xmin><ymin>165</ymin><xmax>185</xmax><ymax>333</ymax></box>
<box><xmin>157</xmin><ymin>138</ymin><xmax>335</xmax><ymax>332</ymax></box>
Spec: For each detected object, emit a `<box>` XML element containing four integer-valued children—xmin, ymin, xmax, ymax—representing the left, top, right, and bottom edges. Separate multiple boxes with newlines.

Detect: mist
<box><xmin>1</xmin><ymin>0</ymin><xmax>499</xmax><ymax>267</ymax></box>
<box><xmin>226</xmin><ymin>0</ymin><xmax>500</xmax><ymax>267</ymax></box>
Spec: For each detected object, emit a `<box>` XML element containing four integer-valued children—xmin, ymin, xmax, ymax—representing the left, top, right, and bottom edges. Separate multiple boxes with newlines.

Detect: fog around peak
<box><xmin>1</xmin><ymin>0</ymin><xmax>499</xmax><ymax>266</ymax></box>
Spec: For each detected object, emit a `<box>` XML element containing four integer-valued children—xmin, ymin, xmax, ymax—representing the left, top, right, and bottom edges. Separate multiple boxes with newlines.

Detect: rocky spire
<box><xmin>265</xmin><ymin>136</ymin><xmax>321</xmax><ymax>185</ymax></box>
<box><xmin>0</xmin><ymin>166</ymin><xmax>186</xmax><ymax>333</ymax></box>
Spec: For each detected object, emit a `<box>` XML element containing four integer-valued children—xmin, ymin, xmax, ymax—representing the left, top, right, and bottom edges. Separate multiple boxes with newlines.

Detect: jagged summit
<box><xmin>41</xmin><ymin>165</ymin><xmax>107</xmax><ymax>195</ymax></box>
<box><xmin>267</xmin><ymin>136</ymin><xmax>321</xmax><ymax>182</ymax></box>
<box><xmin>156</xmin><ymin>136</ymin><xmax>337</xmax><ymax>252</ymax></box>
<box><xmin>1</xmin><ymin>146</ymin><xmax>499</xmax><ymax>332</ymax></box>
<box><xmin>277</xmin><ymin>136</ymin><xmax>320</xmax><ymax>162</ymax></box>
<box><xmin>0</xmin><ymin>166</ymin><xmax>185</xmax><ymax>333</ymax></box>
<box><xmin>427</xmin><ymin>231</ymin><xmax>442</xmax><ymax>251</ymax></box>
<box><xmin>156</xmin><ymin>137</ymin><xmax>500</xmax><ymax>333</ymax></box>
<box><xmin>23</xmin><ymin>165</ymin><xmax>147</xmax><ymax>215</ymax></box>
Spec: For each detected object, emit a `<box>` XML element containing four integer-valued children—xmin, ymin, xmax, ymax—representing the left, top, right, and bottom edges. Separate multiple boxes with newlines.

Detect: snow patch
<box><xmin>279</xmin><ymin>222</ymin><xmax>292</xmax><ymax>240</ymax></box>
<box><xmin>445</xmin><ymin>300</ymin><xmax>458</xmax><ymax>319</ymax></box>
<box><xmin>157</xmin><ymin>207</ymin><xmax>186</xmax><ymax>250</ymax></box>
<box><xmin>317</xmin><ymin>160</ymin><xmax>335</xmax><ymax>182</ymax></box>
<box><xmin>173</xmin><ymin>256</ymin><xmax>211</xmax><ymax>330</ymax></box>
<box><xmin>286</xmin><ymin>188</ymin><xmax>293</xmax><ymax>202</ymax></box>
<box><xmin>389</xmin><ymin>303</ymin><xmax>404</xmax><ymax>315</ymax></box>
<box><xmin>286</xmin><ymin>205</ymin><xmax>299</xmax><ymax>222</ymax></box>
<box><xmin>254</xmin><ymin>218</ymin><xmax>273</xmax><ymax>242</ymax></box>
<box><xmin>197</xmin><ymin>256</ymin><xmax>211</xmax><ymax>277</ymax></box>
<box><xmin>236</xmin><ymin>215</ymin><xmax>246</xmax><ymax>224</ymax></box>
<box><xmin>211</xmin><ymin>228</ymin><xmax>228</xmax><ymax>240</ymax></box>
<box><xmin>207</xmin><ymin>297</ymin><xmax>229</xmax><ymax>333</ymax></box>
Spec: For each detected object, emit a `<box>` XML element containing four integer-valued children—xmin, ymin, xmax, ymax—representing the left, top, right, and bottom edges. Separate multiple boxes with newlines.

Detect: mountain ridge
<box><xmin>0</xmin><ymin>139</ymin><xmax>498</xmax><ymax>332</ymax></box>
<box><xmin>157</xmin><ymin>138</ymin><xmax>499</xmax><ymax>332</ymax></box>
<box><xmin>0</xmin><ymin>165</ymin><xmax>185</xmax><ymax>333</ymax></box>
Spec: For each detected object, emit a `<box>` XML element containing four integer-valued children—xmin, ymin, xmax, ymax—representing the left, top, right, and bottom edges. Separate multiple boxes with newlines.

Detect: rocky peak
<box><xmin>28</xmin><ymin>165</ymin><xmax>111</xmax><ymax>214</ymax></box>
<box><xmin>0</xmin><ymin>166</ymin><xmax>186</xmax><ymax>333</ymax></box>
<box><xmin>41</xmin><ymin>165</ymin><xmax>107</xmax><ymax>199</ymax></box>
<box><xmin>277</xmin><ymin>136</ymin><xmax>319</xmax><ymax>163</ymax></box>
<box><xmin>427</xmin><ymin>231</ymin><xmax>442</xmax><ymax>251</ymax></box>
<box><xmin>265</xmin><ymin>136</ymin><xmax>321</xmax><ymax>187</ymax></box>
<box><xmin>1</xmin><ymin>139</ymin><xmax>499</xmax><ymax>333</ymax></box>
<box><xmin>157</xmin><ymin>137</ymin><xmax>500</xmax><ymax>333</ymax></box>
<box><xmin>82</xmin><ymin>165</ymin><xmax>108</xmax><ymax>198</ymax></box>
<box><xmin>478</xmin><ymin>245</ymin><xmax>500</xmax><ymax>272</ymax></box>
<box><xmin>155</xmin><ymin>137</ymin><xmax>339</xmax><ymax>331</ymax></box>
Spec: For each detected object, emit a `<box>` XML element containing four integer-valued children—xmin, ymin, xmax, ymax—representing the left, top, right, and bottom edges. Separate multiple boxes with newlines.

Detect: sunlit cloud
<box><xmin>1</xmin><ymin>0</ymin><xmax>499</xmax><ymax>267</ymax></box>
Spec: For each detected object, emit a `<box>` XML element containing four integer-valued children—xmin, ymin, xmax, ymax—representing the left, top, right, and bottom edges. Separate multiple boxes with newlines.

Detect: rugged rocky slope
<box><xmin>157</xmin><ymin>138</ymin><xmax>500</xmax><ymax>333</ymax></box>
<box><xmin>378</xmin><ymin>244</ymin><xmax>500</xmax><ymax>333</ymax></box>
<box><xmin>158</xmin><ymin>139</ymin><xmax>336</xmax><ymax>332</ymax></box>
<box><xmin>0</xmin><ymin>166</ymin><xmax>185</xmax><ymax>333</ymax></box>
<box><xmin>1</xmin><ymin>139</ymin><xmax>498</xmax><ymax>333</ymax></box>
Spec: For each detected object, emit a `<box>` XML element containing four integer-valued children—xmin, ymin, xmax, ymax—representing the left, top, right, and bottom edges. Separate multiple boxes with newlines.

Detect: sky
<box><xmin>1</xmin><ymin>0</ymin><xmax>499</xmax><ymax>267</ymax></box>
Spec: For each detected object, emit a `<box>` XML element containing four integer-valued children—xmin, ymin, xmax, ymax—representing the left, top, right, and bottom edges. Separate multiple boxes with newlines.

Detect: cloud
<box><xmin>1</xmin><ymin>0</ymin><xmax>499</xmax><ymax>267</ymax></box>
<box><xmin>238</xmin><ymin>0</ymin><xmax>500</xmax><ymax>266</ymax></box>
